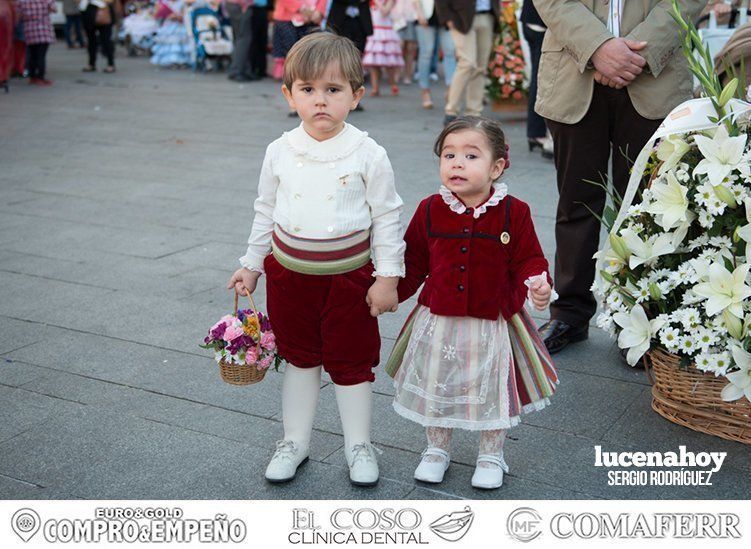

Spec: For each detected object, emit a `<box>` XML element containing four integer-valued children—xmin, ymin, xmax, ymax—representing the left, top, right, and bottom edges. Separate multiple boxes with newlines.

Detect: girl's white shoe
<box><xmin>414</xmin><ymin>447</ymin><xmax>450</xmax><ymax>483</ymax></box>
<box><xmin>471</xmin><ymin>453</ymin><xmax>509</xmax><ymax>490</ymax></box>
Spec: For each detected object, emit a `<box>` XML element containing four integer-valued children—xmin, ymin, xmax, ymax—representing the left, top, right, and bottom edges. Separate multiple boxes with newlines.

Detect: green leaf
<box><xmin>718</xmin><ymin>78</ymin><xmax>739</xmax><ymax>108</ymax></box>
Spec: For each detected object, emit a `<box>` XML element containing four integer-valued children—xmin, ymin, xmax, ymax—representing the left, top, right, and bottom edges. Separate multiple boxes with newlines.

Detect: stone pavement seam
<box><xmin>595</xmin><ymin>386</ymin><xmax>647</xmax><ymax>441</ymax></box>
<box><xmin>0</xmin><ymin>472</ymin><xmax>45</xmax><ymax>489</ymax></box>
<box><xmin>0</xmin><ymin>315</ymin><xmax>210</xmax><ymax>360</ymax></box>
<box><xmin>0</xmin><ymin>268</ymin><xmax>117</xmax><ymax>292</ymax></box>
<box><xmin>8</xmin><ymin>357</ymin><xmax>279</xmax><ymax>420</ymax></box>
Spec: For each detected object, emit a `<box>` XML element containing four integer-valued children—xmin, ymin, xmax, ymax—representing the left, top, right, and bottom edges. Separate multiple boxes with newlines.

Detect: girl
<box><xmin>149</xmin><ymin>0</ymin><xmax>193</xmax><ymax>68</ymax></box>
<box><xmin>227</xmin><ymin>32</ymin><xmax>405</xmax><ymax>487</ymax></box>
<box><xmin>270</xmin><ymin>0</ymin><xmax>327</xmax><ymax>80</ymax></box>
<box><xmin>387</xmin><ymin>116</ymin><xmax>559</xmax><ymax>490</ymax></box>
<box><xmin>17</xmin><ymin>0</ymin><xmax>56</xmax><ymax>85</ymax></box>
<box><xmin>362</xmin><ymin>0</ymin><xmax>404</xmax><ymax>96</ymax></box>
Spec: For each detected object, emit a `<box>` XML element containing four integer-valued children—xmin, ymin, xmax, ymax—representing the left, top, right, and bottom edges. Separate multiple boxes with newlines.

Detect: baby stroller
<box><xmin>187</xmin><ymin>4</ymin><xmax>233</xmax><ymax>72</ymax></box>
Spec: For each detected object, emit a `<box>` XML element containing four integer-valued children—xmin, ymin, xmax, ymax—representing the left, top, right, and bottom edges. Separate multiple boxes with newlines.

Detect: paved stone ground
<box><xmin>1</xmin><ymin>43</ymin><xmax>749</xmax><ymax>501</ymax></box>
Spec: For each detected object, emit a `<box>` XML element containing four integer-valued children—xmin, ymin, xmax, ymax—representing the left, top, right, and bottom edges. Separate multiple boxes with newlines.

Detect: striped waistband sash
<box><xmin>271</xmin><ymin>224</ymin><xmax>371</xmax><ymax>275</ymax></box>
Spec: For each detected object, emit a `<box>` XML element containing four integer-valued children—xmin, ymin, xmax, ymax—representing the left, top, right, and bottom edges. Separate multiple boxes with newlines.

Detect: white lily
<box><xmin>645</xmin><ymin>171</ymin><xmax>690</xmax><ymax>230</ymax></box>
<box><xmin>620</xmin><ymin>228</ymin><xmax>676</xmax><ymax>269</ymax></box>
<box><xmin>693</xmin><ymin>125</ymin><xmax>747</xmax><ymax>186</ymax></box>
<box><xmin>721</xmin><ymin>345</ymin><xmax>751</xmax><ymax>402</ymax></box>
<box><xmin>670</xmin><ymin>212</ymin><xmax>696</xmax><ymax>249</ymax></box>
<box><xmin>735</xmin><ymin>198</ymin><xmax>751</xmax><ymax>260</ymax></box>
<box><xmin>613</xmin><ymin>305</ymin><xmax>667</xmax><ymax>366</ymax></box>
<box><xmin>657</xmin><ymin>135</ymin><xmax>691</xmax><ymax>175</ymax></box>
<box><xmin>692</xmin><ymin>262</ymin><xmax>751</xmax><ymax>318</ymax></box>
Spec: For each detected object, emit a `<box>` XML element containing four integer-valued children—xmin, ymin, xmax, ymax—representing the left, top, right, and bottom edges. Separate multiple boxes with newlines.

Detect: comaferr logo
<box><xmin>550</xmin><ymin>513</ymin><xmax>741</xmax><ymax>539</ymax></box>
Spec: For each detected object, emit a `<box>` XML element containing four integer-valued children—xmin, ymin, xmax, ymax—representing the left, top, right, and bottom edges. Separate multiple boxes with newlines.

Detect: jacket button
<box><xmin>458</xmin><ymin>284</ymin><xmax>464</xmax><ymax>291</ymax></box>
<box><xmin>464</xmin><ymin>209</ymin><xmax>472</xmax><ymax>215</ymax></box>
<box><xmin>462</xmin><ymin>227</ymin><xmax>469</xmax><ymax>234</ymax></box>
<box><xmin>460</xmin><ymin>246</ymin><xmax>467</xmax><ymax>253</ymax></box>
<box><xmin>459</xmin><ymin>265</ymin><xmax>466</xmax><ymax>272</ymax></box>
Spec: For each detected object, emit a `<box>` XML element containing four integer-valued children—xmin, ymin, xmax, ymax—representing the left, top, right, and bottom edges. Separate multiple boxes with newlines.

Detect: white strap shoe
<box><xmin>346</xmin><ymin>442</ymin><xmax>381</xmax><ymax>487</ymax></box>
<box><xmin>265</xmin><ymin>440</ymin><xmax>309</xmax><ymax>483</ymax></box>
<box><xmin>414</xmin><ymin>447</ymin><xmax>450</xmax><ymax>484</ymax></box>
<box><xmin>471</xmin><ymin>453</ymin><xmax>509</xmax><ymax>490</ymax></box>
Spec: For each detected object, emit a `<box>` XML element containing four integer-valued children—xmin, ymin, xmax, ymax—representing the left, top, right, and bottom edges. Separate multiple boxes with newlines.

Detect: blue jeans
<box><xmin>415</xmin><ymin>24</ymin><xmax>456</xmax><ymax>90</ymax></box>
<box><xmin>64</xmin><ymin>15</ymin><xmax>85</xmax><ymax>48</ymax></box>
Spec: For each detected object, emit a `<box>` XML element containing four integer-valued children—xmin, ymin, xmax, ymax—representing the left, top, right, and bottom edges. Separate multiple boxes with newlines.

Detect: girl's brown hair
<box><xmin>433</xmin><ymin>116</ymin><xmax>510</xmax><ymax>167</ymax></box>
<box><xmin>283</xmin><ymin>32</ymin><xmax>365</xmax><ymax>92</ymax></box>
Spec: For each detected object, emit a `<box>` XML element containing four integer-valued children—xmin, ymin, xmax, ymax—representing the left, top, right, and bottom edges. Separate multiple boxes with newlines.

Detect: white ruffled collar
<box><xmin>284</xmin><ymin>122</ymin><xmax>368</xmax><ymax>161</ymax></box>
<box><xmin>439</xmin><ymin>181</ymin><xmax>508</xmax><ymax>218</ymax></box>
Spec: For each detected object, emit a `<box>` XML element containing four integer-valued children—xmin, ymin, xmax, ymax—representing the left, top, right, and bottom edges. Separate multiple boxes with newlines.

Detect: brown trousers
<box><xmin>545</xmin><ymin>84</ymin><xmax>662</xmax><ymax>327</ymax></box>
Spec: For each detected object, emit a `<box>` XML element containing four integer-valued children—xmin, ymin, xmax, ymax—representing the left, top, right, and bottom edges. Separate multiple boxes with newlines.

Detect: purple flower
<box><xmin>210</xmin><ymin>322</ymin><xmax>227</xmax><ymax>340</ymax></box>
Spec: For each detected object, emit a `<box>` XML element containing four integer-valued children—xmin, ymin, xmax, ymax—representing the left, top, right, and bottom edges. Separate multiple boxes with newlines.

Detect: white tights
<box><xmin>424</xmin><ymin>427</ymin><xmax>506</xmax><ymax>468</ymax></box>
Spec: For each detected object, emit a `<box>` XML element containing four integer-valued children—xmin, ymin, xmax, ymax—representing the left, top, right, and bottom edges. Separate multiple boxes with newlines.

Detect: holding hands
<box><xmin>591</xmin><ymin>38</ymin><xmax>648</xmax><ymax>89</ymax></box>
<box><xmin>366</xmin><ymin>277</ymin><xmax>399</xmax><ymax>317</ymax></box>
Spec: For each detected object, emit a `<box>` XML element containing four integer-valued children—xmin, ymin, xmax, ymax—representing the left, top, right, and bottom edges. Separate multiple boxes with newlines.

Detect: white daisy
<box><xmin>659</xmin><ymin>326</ymin><xmax>682</xmax><ymax>350</ymax></box>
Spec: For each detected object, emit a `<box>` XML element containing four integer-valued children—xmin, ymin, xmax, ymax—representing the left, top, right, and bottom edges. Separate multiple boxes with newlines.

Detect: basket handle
<box><xmin>233</xmin><ymin>290</ymin><xmax>262</xmax><ymax>353</ymax></box>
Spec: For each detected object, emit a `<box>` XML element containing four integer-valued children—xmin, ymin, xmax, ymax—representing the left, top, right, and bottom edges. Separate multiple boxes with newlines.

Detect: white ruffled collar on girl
<box><xmin>284</xmin><ymin>122</ymin><xmax>368</xmax><ymax>161</ymax></box>
<box><xmin>439</xmin><ymin>181</ymin><xmax>509</xmax><ymax>219</ymax></box>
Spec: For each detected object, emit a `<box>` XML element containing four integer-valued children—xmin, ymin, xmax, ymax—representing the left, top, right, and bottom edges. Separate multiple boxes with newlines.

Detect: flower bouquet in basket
<box><xmin>593</xmin><ymin>1</ymin><xmax>751</xmax><ymax>443</ymax></box>
<box><xmin>486</xmin><ymin>0</ymin><xmax>528</xmax><ymax>111</ymax></box>
<box><xmin>200</xmin><ymin>292</ymin><xmax>282</xmax><ymax>386</ymax></box>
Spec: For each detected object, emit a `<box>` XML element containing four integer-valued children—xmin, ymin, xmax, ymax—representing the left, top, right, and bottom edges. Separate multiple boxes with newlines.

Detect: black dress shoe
<box><xmin>539</xmin><ymin>319</ymin><xmax>588</xmax><ymax>354</ymax></box>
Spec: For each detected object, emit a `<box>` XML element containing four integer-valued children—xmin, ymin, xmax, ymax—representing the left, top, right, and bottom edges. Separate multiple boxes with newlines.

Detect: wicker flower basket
<box><xmin>218</xmin><ymin>292</ymin><xmax>266</xmax><ymax>386</ymax></box>
<box><xmin>648</xmin><ymin>348</ymin><xmax>751</xmax><ymax>444</ymax></box>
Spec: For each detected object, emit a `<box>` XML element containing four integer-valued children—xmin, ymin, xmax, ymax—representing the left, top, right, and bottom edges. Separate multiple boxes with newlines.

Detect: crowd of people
<box><xmin>3</xmin><ymin>0</ymin><xmax>569</xmax><ymax>158</ymax></box>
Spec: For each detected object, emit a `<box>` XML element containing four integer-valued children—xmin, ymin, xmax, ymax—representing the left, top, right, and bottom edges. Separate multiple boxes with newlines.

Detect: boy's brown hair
<box><xmin>283</xmin><ymin>32</ymin><xmax>365</xmax><ymax>92</ymax></box>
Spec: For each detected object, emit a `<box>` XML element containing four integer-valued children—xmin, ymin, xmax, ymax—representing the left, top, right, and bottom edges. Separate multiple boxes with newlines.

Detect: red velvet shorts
<box><xmin>263</xmin><ymin>254</ymin><xmax>380</xmax><ymax>385</ymax></box>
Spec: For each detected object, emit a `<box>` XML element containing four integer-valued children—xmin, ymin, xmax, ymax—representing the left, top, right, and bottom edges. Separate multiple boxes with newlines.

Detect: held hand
<box><xmin>417</xmin><ymin>15</ymin><xmax>428</xmax><ymax>27</ymax></box>
<box><xmin>365</xmin><ymin>278</ymin><xmax>399</xmax><ymax>317</ymax></box>
<box><xmin>594</xmin><ymin>70</ymin><xmax>625</xmax><ymax>89</ymax></box>
<box><xmin>591</xmin><ymin>38</ymin><xmax>647</xmax><ymax>87</ymax></box>
<box><xmin>529</xmin><ymin>279</ymin><xmax>552</xmax><ymax>311</ymax></box>
<box><xmin>226</xmin><ymin>267</ymin><xmax>261</xmax><ymax>297</ymax></box>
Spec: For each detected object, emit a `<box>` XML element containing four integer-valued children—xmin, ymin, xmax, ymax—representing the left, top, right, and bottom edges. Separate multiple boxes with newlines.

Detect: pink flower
<box><xmin>260</xmin><ymin>332</ymin><xmax>276</xmax><ymax>351</ymax></box>
<box><xmin>220</xmin><ymin>314</ymin><xmax>235</xmax><ymax>325</ymax></box>
<box><xmin>245</xmin><ymin>347</ymin><xmax>259</xmax><ymax>364</ymax></box>
<box><xmin>259</xmin><ymin>355</ymin><xmax>273</xmax><ymax>370</ymax></box>
<box><xmin>223</xmin><ymin>324</ymin><xmax>244</xmax><ymax>342</ymax></box>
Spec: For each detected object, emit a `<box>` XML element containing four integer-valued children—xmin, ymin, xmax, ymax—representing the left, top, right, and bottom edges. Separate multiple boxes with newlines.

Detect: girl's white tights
<box><xmin>424</xmin><ymin>427</ymin><xmax>507</xmax><ymax>468</ymax></box>
<box><xmin>281</xmin><ymin>364</ymin><xmax>322</xmax><ymax>455</ymax></box>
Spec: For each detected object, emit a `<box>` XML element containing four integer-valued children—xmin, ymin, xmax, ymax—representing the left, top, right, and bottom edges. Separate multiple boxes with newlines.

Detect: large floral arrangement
<box><xmin>486</xmin><ymin>1</ymin><xmax>528</xmax><ymax>103</ymax></box>
<box><xmin>201</xmin><ymin>308</ymin><xmax>282</xmax><ymax>372</ymax></box>
<box><xmin>594</xmin><ymin>2</ymin><xmax>751</xmax><ymax>403</ymax></box>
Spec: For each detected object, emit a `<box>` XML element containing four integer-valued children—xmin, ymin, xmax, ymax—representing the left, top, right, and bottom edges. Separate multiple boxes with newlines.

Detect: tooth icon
<box><xmin>12</xmin><ymin>508</ymin><xmax>40</xmax><ymax>542</ymax></box>
<box><xmin>429</xmin><ymin>506</ymin><xmax>474</xmax><ymax>542</ymax></box>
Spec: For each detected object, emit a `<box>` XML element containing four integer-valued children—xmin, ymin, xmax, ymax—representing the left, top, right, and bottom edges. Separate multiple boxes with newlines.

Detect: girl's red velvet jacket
<box><xmin>397</xmin><ymin>192</ymin><xmax>552</xmax><ymax>321</ymax></box>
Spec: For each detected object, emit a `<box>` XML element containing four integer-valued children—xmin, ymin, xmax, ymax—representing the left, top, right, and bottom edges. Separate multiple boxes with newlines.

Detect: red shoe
<box><xmin>38</xmin><ymin>79</ymin><xmax>53</xmax><ymax>86</ymax></box>
<box><xmin>391</xmin><ymin>85</ymin><xmax>399</xmax><ymax>96</ymax></box>
<box><xmin>29</xmin><ymin>77</ymin><xmax>41</xmax><ymax>85</ymax></box>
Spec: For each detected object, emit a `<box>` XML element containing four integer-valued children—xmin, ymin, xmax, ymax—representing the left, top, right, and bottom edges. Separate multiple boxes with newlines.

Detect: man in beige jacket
<box><xmin>533</xmin><ymin>0</ymin><xmax>705</xmax><ymax>354</ymax></box>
